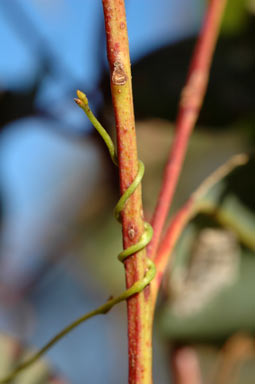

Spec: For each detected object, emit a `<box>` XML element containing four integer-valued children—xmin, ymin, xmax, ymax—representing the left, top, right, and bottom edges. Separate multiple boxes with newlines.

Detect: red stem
<box><xmin>102</xmin><ymin>1</ymin><xmax>153</xmax><ymax>383</ymax></box>
<box><xmin>151</xmin><ymin>198</ymin><xmax>193</xmax><ymax>302</ymax></box>
<box><xmin>170</xmin><ymin>347</ymin><xmax>203</xmax><ymax>384</ymax></box>
<box><xmin>149</xmin><ymin>0</ymin><xmax>227</xmax><ymax>261</ymax></box>
<box><xmin>151</xmin><ymin>152</ymin><xmax>247</xmax><ymax>301</ymax></box>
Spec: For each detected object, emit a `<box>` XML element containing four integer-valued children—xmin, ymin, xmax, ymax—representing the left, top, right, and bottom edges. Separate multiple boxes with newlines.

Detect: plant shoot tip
<box><xmin>76</xmin><ymin>90</ymin><xmax>88</xmax><ymax>104</ymax></box>
<box><xmin>74</xmin><ymin>98</ymin><xmax>82</xmax><ymax>106</ymax></box>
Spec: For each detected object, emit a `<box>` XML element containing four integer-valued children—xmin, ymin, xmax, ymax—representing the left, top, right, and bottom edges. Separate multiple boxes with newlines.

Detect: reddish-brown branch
<box><xmin>148</xmin><ymin>0</ymin><xmax>228</xmax><ymax>261</ymax></box>
<box><xmin>151</xmin><ymin>198</ymin><xmax>193</xmax><ymax>304</ymax></box>
<box><xmin>170</xmin><ymin>347</ymin><xmax>203</xmax><ymax>384</ymax></box>
<box><xmin>102</xmin><ymin>1</ymin><xmax>153</xmax><ymax>383</ymax></box>
<box><xmin>151</xmin><ymin>153</ymin><xmax>247</xmax><ymax>302</ymax></box>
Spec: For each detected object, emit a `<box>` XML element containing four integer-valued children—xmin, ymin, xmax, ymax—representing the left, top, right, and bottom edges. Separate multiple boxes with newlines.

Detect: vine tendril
<box><xmin>0</xmin><ymin>90</ymin><xmax>155</xmax><ymax>383</ymax></box>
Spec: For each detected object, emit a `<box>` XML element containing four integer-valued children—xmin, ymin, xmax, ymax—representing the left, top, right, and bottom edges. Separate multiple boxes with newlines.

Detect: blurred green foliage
<box><xmin>158</xmin><ymin>157</ymin><xmax>255</xmax><ymax>343</ymax></box>
<box><xmin>221</xmin><ymin>0</ymin><xmax>250</xmax><ymax>34</ymax></box>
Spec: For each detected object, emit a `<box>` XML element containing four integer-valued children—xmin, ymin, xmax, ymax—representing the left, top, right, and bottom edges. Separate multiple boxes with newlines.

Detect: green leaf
<box><xmin>221</xmin><ymin>0</ymin><xmax>250</xmax><ymax>35</ymax></box>
<box><xmin>196</xmin><ymin>157</ymin><xmax>255</xmax><ymax>250</ymax></box>
<box><xmin>159</xmin><ymin>248</ymin><xmax>255</xmax><ymax>343</ymax></box>
<box><xmin>158</xmin><ymin>157</ymin><xmax>255</xmax><ymax>343</ymax></box>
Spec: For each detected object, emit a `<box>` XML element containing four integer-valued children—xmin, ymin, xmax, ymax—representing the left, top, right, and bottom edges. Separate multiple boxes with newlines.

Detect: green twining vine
<box><xmin>0</xmin><ymin>90</ymin><xmax>155</xmax><ymax>384</ymax></box>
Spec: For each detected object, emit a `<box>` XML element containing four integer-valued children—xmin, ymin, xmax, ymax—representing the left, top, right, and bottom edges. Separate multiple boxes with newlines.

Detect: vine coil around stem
<box><xmin>0</xmin><ymin>90</ymin><xmax>156</xmax><ymax>383</ymax></box>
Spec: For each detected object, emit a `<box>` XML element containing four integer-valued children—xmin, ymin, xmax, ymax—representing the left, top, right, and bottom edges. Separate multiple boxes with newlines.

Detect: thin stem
<box><xmin>0</xmin><ymin>264</ymin><xmax>155</xmax><ymax>384</ymax></box>
<box><xmin>151</xmin><ymin>153</ymin><xmax>248</xmax><ymax>302</ymax></box>
<box><xmin>170</xmin><ymin>347</ymin><xmax>203</xmax><ymax>384</ymax></box>
<box><xmin>148</xmin><ymin>0</ymin><xmax>228</xmax><ymax>261</ymax></box>
<box><xmin>102</xmin><ymin>1</ymin><xmax>153</xmax><ymax>383</ymax></box>
<box><xmin>210</xmin><ymin>334</ymin><xmax>254</xmax><ymax>384</ymax></box>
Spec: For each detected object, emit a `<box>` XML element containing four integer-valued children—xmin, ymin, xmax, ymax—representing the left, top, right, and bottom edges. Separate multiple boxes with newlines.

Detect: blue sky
<box><xmin>0</xmin><ymin>0</ymin><xmax>204</xmax><ymax>212</ymax></box>
<box><xmin>0</xmin><ymin>0</ymin><xmax>203</xmax><ymax>95</ymax></box>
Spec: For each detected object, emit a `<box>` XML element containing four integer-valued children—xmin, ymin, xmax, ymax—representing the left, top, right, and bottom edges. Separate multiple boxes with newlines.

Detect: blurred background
<box><xmin>0</xmin><ymin>0</ymin><xmax>254</xmax><ymax>383</ymax></box>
